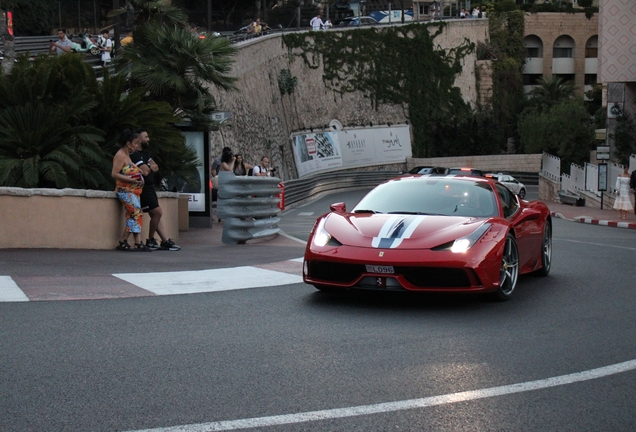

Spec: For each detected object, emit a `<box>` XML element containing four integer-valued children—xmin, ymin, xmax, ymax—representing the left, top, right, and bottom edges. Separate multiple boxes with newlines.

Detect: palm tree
<box><xmin>112</xmin><ymin>0</ymin><xmax>238</xmax><ymax>130</ymax></box>
<box><xmin>527</xmin><ymin>76</ymin><xmax>577</xmax><ymax>109</ymax></box>
<box><xmin>0</xmin><ymin>54</ymin><xmax>106</xmax><ymax>189</ymax></box>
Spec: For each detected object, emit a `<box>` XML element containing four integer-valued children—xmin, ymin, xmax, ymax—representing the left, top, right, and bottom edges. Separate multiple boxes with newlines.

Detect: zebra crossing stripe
<box><xmin>0</xmin><ymin>276</ymin><xmax>30</xmax><ymax>302</ymax></box>
<box><xmin>113</xmin><ymin>265</ymin><xmax>303</xmax><ymax>296</ymax></box>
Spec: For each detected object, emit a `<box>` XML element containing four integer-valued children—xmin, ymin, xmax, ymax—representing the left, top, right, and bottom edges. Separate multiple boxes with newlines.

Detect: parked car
<box><xmin>303</xmin><ymin>175</ymin><xmax>552</xmax><ymax>301</ymax></box>
<box><xmin>339</xmin><ymin>16</ymin><xmax>379</xmax><ymax>26</ymax></box>
<box><xmin>407</xmin><ymin>166</ymin><xmax>448</xmax><ymax>175</ymax></box>
<box><xmin>446</xmin><ymin>167</ymin><xmax>486</xmax><ymax>177</ymax></box>
<box><xmin>487</xmin><ymin>173</ymin><xmax>527</xmax><ymax>199</ymax></box>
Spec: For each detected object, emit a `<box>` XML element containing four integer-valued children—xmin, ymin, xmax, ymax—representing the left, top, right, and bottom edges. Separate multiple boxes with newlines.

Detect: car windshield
<box><xmin>352</xmin><ymin>178</ymin><xmax>498</xmax><ymax>217</ymax></box>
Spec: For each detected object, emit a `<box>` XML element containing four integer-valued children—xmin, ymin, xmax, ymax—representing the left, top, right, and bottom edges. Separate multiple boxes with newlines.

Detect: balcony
<box><xmin>552</xmin><ymin>57</ymin><xmax>575</xmax><ymax>74</ymax></box>
<box><xmin>585</xmin><ymin>57</ymin><xmax>598</xmax><ymax>74</ymax></box>
<box><xmin>523</xmin><ymin>57</ymin><xmax>543</xmax><ymax>74</ymax></box>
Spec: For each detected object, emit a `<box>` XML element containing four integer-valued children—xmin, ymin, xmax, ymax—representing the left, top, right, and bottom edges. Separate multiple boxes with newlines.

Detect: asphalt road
<box><xmin>2</xmin><ymin>187</ymin><xmax>636</xmax><ymax>431</ymax></box>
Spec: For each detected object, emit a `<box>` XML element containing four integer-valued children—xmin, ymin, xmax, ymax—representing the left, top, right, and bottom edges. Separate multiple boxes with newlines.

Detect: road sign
<box><xmin>596</xmin><ymin>146</ymin><xmax>610</xmax><ymax>161</ymax></box>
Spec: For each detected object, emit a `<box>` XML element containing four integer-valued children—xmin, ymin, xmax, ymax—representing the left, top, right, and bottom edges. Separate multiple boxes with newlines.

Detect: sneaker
<box><xmin>159</xmin><ymin>238</ymin><xmax>181</xmax><ymax>251</ymax></box>
<box><xmin>146</xmin><ymin>238</ymin><xmax>160</xmax><ymax>250</ymax></box>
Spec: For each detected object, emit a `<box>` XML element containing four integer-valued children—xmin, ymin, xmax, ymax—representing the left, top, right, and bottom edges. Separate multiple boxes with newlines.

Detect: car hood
<box><xmin>324</xmin><ymin>213</ymin><xmax>491</xmax><ymax>249</ymax></box>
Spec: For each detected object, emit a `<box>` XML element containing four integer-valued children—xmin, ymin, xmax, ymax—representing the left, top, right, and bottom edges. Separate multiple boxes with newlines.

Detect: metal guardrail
<box><xmin>281</xmin><ymin>170</ymin><xmax>403</xmax><ymax>208</ymax></box>
<box><xmin>216</xmin><ymin>172</ymin><xmax>282</xmax><ymax>244</ymax></box>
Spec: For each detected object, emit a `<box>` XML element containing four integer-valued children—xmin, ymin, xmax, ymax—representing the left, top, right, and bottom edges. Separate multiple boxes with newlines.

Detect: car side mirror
<box><xmin>330</xmin><ymin>202</ymin><xmax>346</xmax><ymax>213</ymax></box>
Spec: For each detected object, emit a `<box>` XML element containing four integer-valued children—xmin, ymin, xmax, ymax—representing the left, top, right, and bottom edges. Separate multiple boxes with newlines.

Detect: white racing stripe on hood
<box><xmin>371</xmin><ymin>215</ymin><xmax>427</xmax><ymax>249</ymax></box>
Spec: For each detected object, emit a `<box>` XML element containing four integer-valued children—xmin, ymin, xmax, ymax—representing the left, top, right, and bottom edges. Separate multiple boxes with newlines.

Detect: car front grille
<box><xmin>308</xmin><ymin>261</ymin><xmax>472</xmax><ymax>288</ymax></box>
<box><xmin>398</xmin><ymin>267</ymin><xmax>471</xmax><ymax>288</ymax></box>
<box><xmin>308</xmin><ymin>261</ymin><xmax>365</xmax><ymax>284</ymax></box>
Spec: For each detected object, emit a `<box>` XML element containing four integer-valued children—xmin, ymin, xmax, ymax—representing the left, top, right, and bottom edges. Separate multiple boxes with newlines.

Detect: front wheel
<box><xmin>491</xmin><ymin>234</ymin><xmax>519</xmax><ymax>301</ymax></box>
<box><xmin>534</xmin><ymin>221</ymin><xmax>552</xmax><ymax>277</ymax></box>
<box><xmin>518</xmin><ymin>188</ymin><xmax>526</xmax><ymax>199</ymax></box>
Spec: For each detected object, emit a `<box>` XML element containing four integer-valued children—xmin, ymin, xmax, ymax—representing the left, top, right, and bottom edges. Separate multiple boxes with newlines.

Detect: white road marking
<box><xmin>558</xmin><ymin>238</ymin><xmax>636</xmax><ymax>251</ymax></box>
<box><xmin>114</xmin><ymin>265</ymin><xmax>303</xmax><ymax>295</ymax></box>
<box><xmin>0</xmin><ymin>276</ymin><xmax>29</xmax><ymax>302</ymax></box>
<box><xmin>127</xmin><ymin>360</ymin><xmax>636</xmax><ymax>432</ymax></box>
<box><xmin>297</xmin><ymin>212</ymin><xmax>315</xmax><ymax>216</ymax></box>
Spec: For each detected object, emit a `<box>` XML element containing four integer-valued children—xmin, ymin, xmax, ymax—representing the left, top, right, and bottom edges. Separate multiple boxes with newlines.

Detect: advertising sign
<box><xmin>291</xmin><ymin>125</ymin><xmax>412</xmax><ymax>177</ymax></box>
<box><xmin>182</xmin><ymin>131</ymin><xmax>207</xmax><ymax>213</ymax></box>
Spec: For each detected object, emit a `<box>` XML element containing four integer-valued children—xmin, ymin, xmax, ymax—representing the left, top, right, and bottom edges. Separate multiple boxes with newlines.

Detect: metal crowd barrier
<box><xmin>216</xmin><ymin>172</ymin><xmax>282</xmax><ymax>244</ymax></box>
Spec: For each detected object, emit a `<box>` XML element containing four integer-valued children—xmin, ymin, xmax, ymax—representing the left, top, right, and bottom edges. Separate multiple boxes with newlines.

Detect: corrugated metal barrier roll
<box><xmin>216</xmin><ymin>172</ymin><xmax>281</xmax><ymax>244</ymax></box>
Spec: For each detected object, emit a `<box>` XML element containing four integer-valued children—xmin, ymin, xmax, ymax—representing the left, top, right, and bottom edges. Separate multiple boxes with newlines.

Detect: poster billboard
<box><xmin>291</xmin><ymin>125</ymin><xmax>412</xmax><ymax>177</ymax></box>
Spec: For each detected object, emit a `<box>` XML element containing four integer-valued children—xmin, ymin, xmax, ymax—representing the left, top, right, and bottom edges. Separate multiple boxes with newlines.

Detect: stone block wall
<box><xmin>208</xmin><ymin>20</ymin><xmax>489</xmax><ymax>182</ymax></box>
<box><xmin>407</xmin><ymin>153</ymin><xmax>543</xmax><ymax>173</ymax></box>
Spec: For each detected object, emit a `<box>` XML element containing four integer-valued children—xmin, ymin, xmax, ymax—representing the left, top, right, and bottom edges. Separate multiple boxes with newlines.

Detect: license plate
<box><xmin>365</xmin><ymin>265</ymin><xmax>395</xmax><ymax>274</ymax></box>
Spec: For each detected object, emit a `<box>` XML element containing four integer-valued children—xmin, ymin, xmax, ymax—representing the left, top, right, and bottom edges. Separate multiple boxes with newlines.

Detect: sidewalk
<box><xmin>543</xmin><ymin>200</ymin><xmax>636</xmax><ymax>230</ymax></box>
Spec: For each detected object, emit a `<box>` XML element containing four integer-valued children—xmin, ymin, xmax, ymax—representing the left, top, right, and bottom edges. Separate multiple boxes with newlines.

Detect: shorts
<box><xmin>140</xmin><ymin>188</ymin><xmax>159</xmax><ymax>212</ymax></box>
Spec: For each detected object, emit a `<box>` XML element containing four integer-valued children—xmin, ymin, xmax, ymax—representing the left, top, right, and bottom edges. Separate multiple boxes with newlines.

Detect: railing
<box><xmin>585</xmin><ymin>162</ymin><xmax>599</xmax><ymax>195</ymax></box>
<box><xmin>282</xmin><ymin>170</ymin><xmax>403</xmax><ymax>208</ymax></box>
<box><xmin>570</xmin><ymin>163</ymin><xmax>585</xmax><ymax>192</ymax></box>
<box><xmin>541</xmin><ymin>152</ymin><xmax>561</xmax><ymax>182</ymax></box>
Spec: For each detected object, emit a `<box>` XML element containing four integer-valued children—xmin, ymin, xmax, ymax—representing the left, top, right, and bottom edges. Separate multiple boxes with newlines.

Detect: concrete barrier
<box><xmin>216</xmin><ymin>172</ymin><xmax>281</xmax><ymax>244</ymax></box>
<box><xmin>0</xmin><ymin>187</ymin><xmax>181</xmax><ymax>249</ymax></box>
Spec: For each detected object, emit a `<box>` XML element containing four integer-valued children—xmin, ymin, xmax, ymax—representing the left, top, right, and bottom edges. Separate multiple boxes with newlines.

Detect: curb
<box><xmin>575</xmin><ymin>217</ymin><xmax>636</xmax><ymax>230</ymax></box>
<box><xmin>550</xmin><ymin>211</ymin><xmax>636</xmax><ymax>230</ymax></box>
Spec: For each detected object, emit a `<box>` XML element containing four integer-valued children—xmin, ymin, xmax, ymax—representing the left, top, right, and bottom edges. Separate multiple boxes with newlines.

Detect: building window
<box><xmin>584</xmin><ymin>74</ymin><xmax>597</xmax><ymax>85</ymax></box>
<box><xmin>553</xmin><ymin>47</ymin><xmax>573</xmax><ymax>58</ymax></box>
<box><xmin>525</xmin><ymin>47</ymin><xmax>540</xmax><ymax>58</ymax></box>
<box><xmin>554</xmin><ymin>74</ymin><xmax>575</xmax><ymax>83</ymax></box>
<box><xmin>585</xmin><ymin>47</ymin><xmax>598</xmax><ymax>58</ymax></box>
<box><xmin>523</xmin><ymin>74</ymin><xmax>543</xmax><ymax>85</ymax></box>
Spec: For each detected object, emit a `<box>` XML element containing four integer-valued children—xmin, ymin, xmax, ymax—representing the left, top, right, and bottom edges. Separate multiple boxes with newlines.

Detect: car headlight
<box><xmin>313</xmin><ymin>218</ymin><xmax>331</xmax><ymax>247</ymax></box>
<box><xmin>451</xmin><ymin>223</ymin><xmax>492</xmax><ymax>253</ymax></box>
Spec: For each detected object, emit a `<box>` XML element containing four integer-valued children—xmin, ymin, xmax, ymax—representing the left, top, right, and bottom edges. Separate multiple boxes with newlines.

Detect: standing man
<box><xmin>310</xmin><ymin>14</ymin><xmax>323</xmax><ymax>31</ymax></box>
<box><xmin>49</xmin><ymin>29</ymin><xmax>73</xmax><ymax>55</ymax></box>
<box><xmin>97</xmin><ymin>29</ymin><xmax>113</xmax><ymax>68</ymax></box>
<box><xmin>130</xmin><ymin>129</ymin><xmax>181</xmax><ymax>251</ymax></box>
<box><xmin>252</xmin><ymin>156</ymin><xmax>272</xmax><ymax>176</ymax></box>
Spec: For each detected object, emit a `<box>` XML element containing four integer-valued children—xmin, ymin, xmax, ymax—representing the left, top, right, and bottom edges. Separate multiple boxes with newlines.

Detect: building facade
<box><xmin>522</xmin><ymin>12</ymin><xmax>599</xmax><ymax>98</ymax></box>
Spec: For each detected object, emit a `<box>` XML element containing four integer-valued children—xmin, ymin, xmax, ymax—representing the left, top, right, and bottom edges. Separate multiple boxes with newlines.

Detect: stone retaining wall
<box><xmin>208</xmin><ymin>20</ymin><xmax>489</xmax><ymax>181</ymax></box>
<box><xmin>407</xmin><ymin>154</ymin><xmax>543</xmax><ymax>173</ymax></box>
<box><xmin>0</xmin><ymin>188</ymin><xmax>183</xmax><ymax>249</ymax></box>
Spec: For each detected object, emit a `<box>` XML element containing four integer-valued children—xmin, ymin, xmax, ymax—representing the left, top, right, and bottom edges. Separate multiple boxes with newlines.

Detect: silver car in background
<box><xmin>487</xmin><ymin>173</ymin><xmax>527</xmax><ymax>199</ymax></box>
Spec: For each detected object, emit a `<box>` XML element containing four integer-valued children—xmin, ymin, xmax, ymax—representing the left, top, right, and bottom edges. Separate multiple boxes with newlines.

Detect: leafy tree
<box><xmin>487</xmin><ymin>10</ymin><xmax>526</xmax><ymax>150</ymax></box>
<box><xmin>612</xmin><ymin>110</ymin><xmax>636</xmax><ymax>166</ymax></box>
<box><xmin>518</xmin><ymin>99</ymin><xmax>594</xmax><ymax>170</ymax></box>
<box><xmin>1</xmin><ymin>0</ymin><xmax>57</xmax><ymax>36</ymax></box>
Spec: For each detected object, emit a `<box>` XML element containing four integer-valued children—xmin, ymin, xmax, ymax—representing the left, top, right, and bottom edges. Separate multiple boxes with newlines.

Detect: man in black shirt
<box><xmin>130</xmin><ymin>129</ymin><xmax>180</xmax><ymax>250</ymax></box>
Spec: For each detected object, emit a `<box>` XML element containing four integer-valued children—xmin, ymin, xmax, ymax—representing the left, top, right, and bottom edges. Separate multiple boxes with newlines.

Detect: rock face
<box><xmin>208</xmin><ymin>20</ymin><xmax>489</xmax><ymax>180</ymax></box>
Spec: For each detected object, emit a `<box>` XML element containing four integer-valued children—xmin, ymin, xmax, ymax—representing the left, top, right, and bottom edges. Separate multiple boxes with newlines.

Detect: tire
<box><xmin>535</xmin><ymin>221</ymin><xmax>552</xmax><ymax>277</ymax></box>
<box><xmin>518</xmin><ymin>188</ymin><xmax>526</xmax><ymax>199</ymax></box>
<box><xmin>491</xmin><ymin>233</ymin><xmax>519</xmax><ymax>301</ymax></box>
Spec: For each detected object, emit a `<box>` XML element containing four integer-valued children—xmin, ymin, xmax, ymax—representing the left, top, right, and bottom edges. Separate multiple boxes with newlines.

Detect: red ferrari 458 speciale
<box><xmin>303</xmin><ymin>175</ymin><xmax>552</xmax><ymax>300</ymax></box>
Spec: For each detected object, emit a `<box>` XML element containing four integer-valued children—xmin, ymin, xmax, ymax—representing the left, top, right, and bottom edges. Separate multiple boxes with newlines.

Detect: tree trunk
<box><xmin>0</xmin><ymin>4</ymin><xmax>16</xmax><ymax>74</ymax></box>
